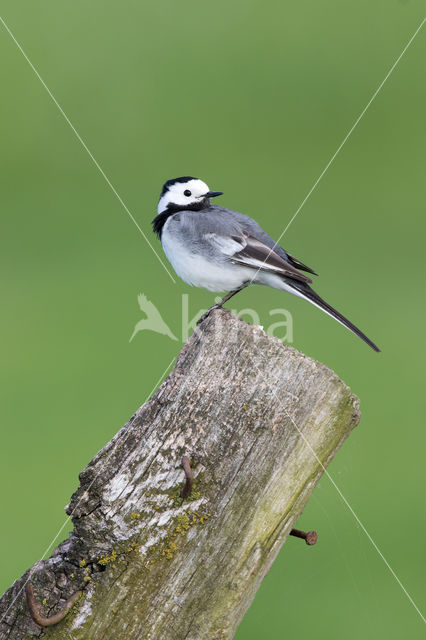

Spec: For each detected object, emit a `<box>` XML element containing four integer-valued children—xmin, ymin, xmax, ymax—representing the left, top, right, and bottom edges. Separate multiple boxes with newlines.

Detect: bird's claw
<box><xmin>197</xmin><ymin>304</ymin><xmax>221</xmax><ymax>325</ymax></box>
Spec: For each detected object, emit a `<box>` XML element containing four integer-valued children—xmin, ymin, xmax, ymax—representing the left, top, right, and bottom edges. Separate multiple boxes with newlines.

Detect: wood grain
<box><xmin>0</xmin><ymin>309</ymin><xmax>360</xmax><ymax>640</ymax></box>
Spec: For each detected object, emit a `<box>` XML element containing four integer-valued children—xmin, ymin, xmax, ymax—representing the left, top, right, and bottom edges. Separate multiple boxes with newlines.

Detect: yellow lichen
<box><xmin>98</xmin><ymin>549</ymin><xmax>118</xmax><ymax>566</ymax></box>
<box><xmin>161</xmin><ymin>540</ymin><xmax>178</xmax><ymax>559</ymax></box>
<box><xmin>146</xmin><ymin>509</ymin><xmax>212</xmax><ymax>565</ymax></box>
<box><xmin>175</xmin><ymin>515</ymin><xmax>190</xmax><ymax>535</ymax></box>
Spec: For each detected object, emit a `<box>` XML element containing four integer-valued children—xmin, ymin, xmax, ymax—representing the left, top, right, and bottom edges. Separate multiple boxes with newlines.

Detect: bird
<box><xmin>152</xmin><ymin>176</ymin><xmax>380</xmax><ymax>352</ymax></box>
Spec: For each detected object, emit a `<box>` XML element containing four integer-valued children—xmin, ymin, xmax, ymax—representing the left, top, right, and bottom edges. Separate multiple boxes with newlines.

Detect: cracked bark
<box><xmin>0</xmin><ymin>309</ymin><xmax>361</xmax><ymax>640</ymax></box>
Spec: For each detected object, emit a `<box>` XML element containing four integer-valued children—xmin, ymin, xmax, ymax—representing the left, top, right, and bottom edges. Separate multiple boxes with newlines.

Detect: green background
<box><xmin>1</xmin><ymin>1</ymin><xmax>425</xmax><ymax>637</ymax></box>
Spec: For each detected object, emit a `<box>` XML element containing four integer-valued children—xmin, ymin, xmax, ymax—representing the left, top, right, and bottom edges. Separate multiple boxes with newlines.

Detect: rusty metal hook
<box><xmin>25</xmin><ymin>581</ymin><xmax>82</xmax><ymax>627</ymax></box>
<box><xmin>290</xmin><ymin>528</ymin><xmax>318</xmax><ymax>545</ymax></box>
<box><xmin>181</xmin><ymin>456</ymin><xmax>194</xmax><ymax>499</ymax></box>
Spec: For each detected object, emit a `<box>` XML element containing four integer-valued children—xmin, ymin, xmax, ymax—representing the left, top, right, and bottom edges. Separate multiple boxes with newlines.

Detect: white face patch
<box><xmin>158</xmin><ymin>179</ymin><xmax>210</xmax><ymax>214</ymax></box>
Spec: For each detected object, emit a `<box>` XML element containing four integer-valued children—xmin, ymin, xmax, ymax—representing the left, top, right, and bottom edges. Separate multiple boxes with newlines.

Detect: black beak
<box><xmin>205</xmin><ymin>191</ymin><xmax>223</xmax><ymax>198</ymax></box>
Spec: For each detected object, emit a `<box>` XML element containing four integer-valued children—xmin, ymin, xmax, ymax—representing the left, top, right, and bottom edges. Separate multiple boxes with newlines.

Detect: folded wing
<box><xmin>206</xmin><ymin>232</ymin><xmax>312</xmax><ymax>284</ymax></box>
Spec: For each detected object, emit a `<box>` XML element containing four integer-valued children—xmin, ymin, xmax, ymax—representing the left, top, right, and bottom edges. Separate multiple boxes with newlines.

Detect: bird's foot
<box><xmin>197</xmin><ymin>304</ymin><xmax>222</xmax><ymax>325</ymax></box>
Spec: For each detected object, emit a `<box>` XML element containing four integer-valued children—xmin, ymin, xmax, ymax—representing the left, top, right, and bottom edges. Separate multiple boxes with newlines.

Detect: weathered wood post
<box><xmin>0</xmin><ymin>309</ymin><xmax>360</xmax><ymax>640</ymax></box>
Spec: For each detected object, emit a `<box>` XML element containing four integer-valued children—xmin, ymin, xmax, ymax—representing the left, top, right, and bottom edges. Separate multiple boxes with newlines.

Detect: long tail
<box><xmin>286</xmin><ymin>281</ymin><xmax>380</xmax><ymax>352</ymax></box>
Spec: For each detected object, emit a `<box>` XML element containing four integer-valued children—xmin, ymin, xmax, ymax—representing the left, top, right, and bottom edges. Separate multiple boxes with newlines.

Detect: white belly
<box><xmin>162</xmin><ymin>222</ymin><xmax>250</xmax><ymax>292</ymax></box>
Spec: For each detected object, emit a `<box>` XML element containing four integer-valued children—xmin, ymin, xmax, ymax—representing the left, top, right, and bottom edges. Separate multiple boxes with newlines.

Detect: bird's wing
<box><xmin>231</xmin><ymin>234</ymin><xmax>313</xmax><ymax>283</ymax></box>
<box><xmin>285</xmin><ymin>251</ymin><xmax>318</xmax><ymax>276</ymax></box>
<box><xmin>206</xmin><ymin>206</ymin><xmax>318</xmax><ymax>276</ymax></box>
<box><xmin>205</xmin><ymin>230</ymin><xmax>312</xmax><ymax>284</ymax></box>
<box><xmin>178</xmin><ymin>209</ymin><xmax>313</xmax><ymax>283</ymax></box>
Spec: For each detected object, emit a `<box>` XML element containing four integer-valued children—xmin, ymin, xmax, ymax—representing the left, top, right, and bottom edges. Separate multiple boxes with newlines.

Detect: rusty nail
<box><xmin>25</xmin><ymin>581</ymin><xmax>82</xmax><ymax>627</ymax></box>
<box><xmin>181</xmin><ymin>456</ymin><xmax>194</xmax><ymax>499</ymax></box>
<box><xmin>290</xmin><ymin>528</ymin><xmax>318</xmax><ymax>546</ymax></box>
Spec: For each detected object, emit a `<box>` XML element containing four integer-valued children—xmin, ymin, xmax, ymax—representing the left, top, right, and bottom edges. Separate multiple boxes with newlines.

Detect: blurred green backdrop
<box><xmin>1</xmin><ymin>1</ymin><xmax>425</xmax><ymax>637</ymax></box>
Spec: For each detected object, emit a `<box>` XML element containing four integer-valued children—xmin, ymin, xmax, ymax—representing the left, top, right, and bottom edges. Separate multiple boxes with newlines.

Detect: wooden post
<box><xmin>0</xmin><ymin>310</ymin><xmax>360</xmax><ymax>640</ymax></box>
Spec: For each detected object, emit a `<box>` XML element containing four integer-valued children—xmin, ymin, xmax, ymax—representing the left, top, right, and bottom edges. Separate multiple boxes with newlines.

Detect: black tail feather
<box><xmin>286</xmin><ymin>252</ymin><xmax>318</xmax><ymax>276</ymax></box>
<box><xmin>289</xmin><ymin>282</ymin><xmax>380</xmax><ymax>352</ymax></box>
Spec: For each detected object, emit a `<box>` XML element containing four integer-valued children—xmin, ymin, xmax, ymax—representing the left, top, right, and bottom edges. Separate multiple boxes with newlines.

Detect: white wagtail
<box><xmin>153</xmin><ymin>176</ymin><xmax>379</xmax><ymax>352</ymax></box>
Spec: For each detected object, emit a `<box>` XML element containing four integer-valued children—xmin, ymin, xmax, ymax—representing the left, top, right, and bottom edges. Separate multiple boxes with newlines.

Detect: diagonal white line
<box><xmin>0</xmin><ymin>354</ymin><xmax>176</xmax><ymax>625</ymax></box>
<box><xmin>246</xmin><ymin>17</ymin><xmax>425</xmax><ymax>285</ymax></box>
<box><xmin>0</xmin><ymin>15</ymin><xmax>176</xmax><ymax>284</ymax></box>
<box><xmin>252</xmin><ymin>360</ymin><xmax>425</xmax><ymax>624</ymax></box>
<box><xmin>244</xmin><ymin>23</ymin><xmax>426</xmax><ymax>616</ymax></box>
<box><xmin>277</xmin><ymin>17</ymin><xmax>425</xmax><ymax>242</ymax></box>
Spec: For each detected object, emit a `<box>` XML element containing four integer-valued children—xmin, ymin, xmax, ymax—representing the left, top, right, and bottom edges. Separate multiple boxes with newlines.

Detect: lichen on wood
<box><xmin>0</xmin><ymin>309</ymin><xmax>360</xmax><ymax>640</ymax></box>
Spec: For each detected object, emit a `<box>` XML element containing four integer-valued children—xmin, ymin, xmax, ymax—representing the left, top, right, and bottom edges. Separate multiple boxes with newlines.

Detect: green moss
<box><xmin>41</xmin><ymin>504</ymin><xmax>213</xmax><ymax>638</ymax></box>
<box><xmin>40</xmin><ymin>591</ymin><xmax>86</xmax><ymax>640</ymax></box>
<box><xmin>187</xmin><ymin>488</ymin><xmax>201</xmax><ymax>501</ymax></box>
<box><xmin>164</xmin><ymin>484</ymin><xmax>184</xmax><ymax>507</ymax></box>
<box><xmin>163</xmin><ymin>472</ymin><xmax>207</xmax><ymax>507</ymax></box>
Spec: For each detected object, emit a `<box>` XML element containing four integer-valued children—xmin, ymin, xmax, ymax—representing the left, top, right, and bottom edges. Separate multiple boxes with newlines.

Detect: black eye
<box><xmin>184</xmin><ymin>189</ymin><xmax>191</xmax><ymax>197</ymax></box>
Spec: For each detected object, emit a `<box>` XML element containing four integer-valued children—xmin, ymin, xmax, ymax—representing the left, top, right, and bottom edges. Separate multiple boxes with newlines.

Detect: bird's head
<box><xmin>157</xmin><ymin>177</ymin><xmax>223</xmax><ymax>214</ymax></box>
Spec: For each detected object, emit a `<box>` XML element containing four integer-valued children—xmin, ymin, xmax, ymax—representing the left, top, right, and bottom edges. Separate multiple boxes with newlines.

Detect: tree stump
<box><xmin>0</xmin><ymin>309</ymin><xmax>360</xmax><ymax>640</ymax></box>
